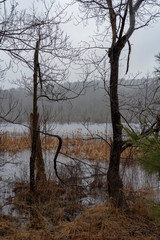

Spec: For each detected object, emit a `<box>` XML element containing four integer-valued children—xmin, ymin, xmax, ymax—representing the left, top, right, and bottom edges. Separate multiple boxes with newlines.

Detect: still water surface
<box><xmin>0</xmin><ymin>122</ymin><xmax>159</xmax><ymax>213</ymax></box>
<box><xmin>0</xmin><ymin>122</ymin><xmax>141</xmax><ymax>135</ymax></box>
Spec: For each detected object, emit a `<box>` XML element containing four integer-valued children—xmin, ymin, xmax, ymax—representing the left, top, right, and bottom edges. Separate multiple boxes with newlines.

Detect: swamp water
<box><xmin>0</xmin><ymin>150</ymin><xmax>160</xmax><ymax>214</ymax></box>
<box><xmin>0</xmin><ymin>123</ymin><xmax>160</xmax><ymax>216</ymax></box>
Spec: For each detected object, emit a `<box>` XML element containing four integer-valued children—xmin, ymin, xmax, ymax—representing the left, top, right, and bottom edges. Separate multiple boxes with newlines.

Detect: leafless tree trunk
<box><xmin>30</xmin><ymin>39</ymin><xmax>47</xmax><ymax>192</ymax></box>
<box><xmin>108</xmin><ymin>47</ymin><xmax>124</xmax><ymax>206</ymax></box>
<box><xmin>30</xmin><ymin>40</ymin><xmax>40</xmax><ymax>192</ymax></box>
<box><xmin>75</xmin><ymin>0</ymin><xmax>160</xmax><ymax>207</ymax></box>
<box><xmin>0</xmin><ymin>0</ymin><xmax>85</xmax><ymax>192</ymax></box>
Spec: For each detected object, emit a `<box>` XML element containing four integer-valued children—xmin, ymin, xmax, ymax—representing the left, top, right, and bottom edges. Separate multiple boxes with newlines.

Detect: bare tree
<box><xmin>0</xmin><ymin>0</ymin><xmax>86</xmax><ymax>192</ymax></box>
<box><xmin>74</xmin><ymin>0</ymin><xmax>160</xmax><ymax>207</ymax></box>
<box><xmin>0</xmin><ymin>0</ymin><xmax>24</xmax><ymax>127</ymax></box>
<box><xmin>118</xmin><ymin>76</ymin><xmax>160</xmax><ymax>129</ymax></box>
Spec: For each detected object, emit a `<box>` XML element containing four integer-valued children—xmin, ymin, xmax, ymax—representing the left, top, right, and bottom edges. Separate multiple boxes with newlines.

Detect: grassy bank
<box><xmin>0</xmin><ymin>199</ymin><xmax>160</xmax><ymax>240</ymax></box>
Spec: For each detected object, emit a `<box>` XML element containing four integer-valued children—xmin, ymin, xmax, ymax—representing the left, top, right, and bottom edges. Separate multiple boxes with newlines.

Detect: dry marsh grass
<box><xmin>1</xmin><ymin>179</ymin><xmax>159</xmax><ymax>240</ymax></box>
<box><xmin>1</xmin><ymin>200</ymin><xmax>160</xmax><ymax>240</ymax></box>
<box><xmin>0</xmin><ymin>130</ymin><xmax>137</xmax><ymax>162</ymax></box>
<box><xmin>0</xmin><ymin>131</ymin><xmax>30</xmax><ymax>152</ymax></box>
<box><xmin>53</xmin><ymin>203</ymin><xmax>160</xmax><ymax>240</ymax></box>
<box><xmin>1</xmin><ymin>130</ymin><xmax>159</xmax><ymax>240</ymax></box>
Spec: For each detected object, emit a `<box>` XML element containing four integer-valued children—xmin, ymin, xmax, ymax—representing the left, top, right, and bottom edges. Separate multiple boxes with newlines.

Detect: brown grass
<box><xmin>53</xmin><ymin>203</ymin><xmax>160</xmax><ymax>240</ymax></box>
<box><xmin>0</xmin><ymin>131</ymin><xmax>30</xmax><ymax>152</ymax></box>
<box><xmin>0</xmin><ymin>130</ymin><xmax>137</xmax><ymax>162</ymax></box>
<box><xmin>1</xmin><ymin>201</ymin><xmax>160</xmax><ymax>240</ymax></box>
<box><xmin>1</xmin><ymin>130</ymin><xmax>158</xmax><ymax>240</ymax></box>
<box><xmin>0</xmin><ymin>212</ymin><xmax>53</xmax><ymax>240</ymax></box>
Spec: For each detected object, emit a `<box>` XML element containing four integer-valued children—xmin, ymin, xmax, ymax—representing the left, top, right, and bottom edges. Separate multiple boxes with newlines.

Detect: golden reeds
<box><xmin>0</xmin><ymin>130</ymin><xmax>137</xmax><ymax>163</ymax></box>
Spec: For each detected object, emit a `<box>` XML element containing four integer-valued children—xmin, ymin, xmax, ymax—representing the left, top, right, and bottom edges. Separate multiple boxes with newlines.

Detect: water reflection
<box><xmin>0</xmin><ymin>149</ymin><xmax>160</xmax><ymax>214</ymax></box>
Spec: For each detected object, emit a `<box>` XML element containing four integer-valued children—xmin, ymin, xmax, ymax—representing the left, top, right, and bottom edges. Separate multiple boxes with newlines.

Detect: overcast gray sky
<box><xmin>1</xmin><ymin>0</ymin><xmax>160</xmax><ymax>89</ymax></box>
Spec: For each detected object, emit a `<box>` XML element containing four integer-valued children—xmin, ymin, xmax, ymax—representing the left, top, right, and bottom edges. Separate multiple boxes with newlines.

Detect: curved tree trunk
<box><xmin>107</xmin><ymin>45</ymin><xmax>124</xmax><ymax>207</ymax></box>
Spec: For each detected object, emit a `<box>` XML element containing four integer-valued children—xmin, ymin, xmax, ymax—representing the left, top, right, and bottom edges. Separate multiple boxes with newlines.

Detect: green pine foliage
<box><xmin>137</xmin><ymin>135</ymin><xmax>160</xmax><ymax>179</ymax></box>
<box><xmin>147</xmin><ymin>200</ymin><xmax>160</xmax><ymax>223</ymax></box>
<box><xmin>124</xmin><ymin>54</ymin><xmax>160</xmax><ymax>221</ymax></box>
<box><xmin>124</xmin><ymin>128</ymin><xmax>160</xmax><ymax>221</ymax></box>
<box><xmin>124</xmin><ymin>126</ymin><xmax>160</xmax><ymax>180</ymax></box>
<box><xmin>124</xmin><ymin>53</ymin><xmax>160</xmax><ymax>179</ymax></box>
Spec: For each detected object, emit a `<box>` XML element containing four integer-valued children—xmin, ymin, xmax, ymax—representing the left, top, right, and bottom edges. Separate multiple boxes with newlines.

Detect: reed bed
<box><xmin>0</xmin><ymin>130</ymin><xmax>137</xmax><ymax>163</ymax></box>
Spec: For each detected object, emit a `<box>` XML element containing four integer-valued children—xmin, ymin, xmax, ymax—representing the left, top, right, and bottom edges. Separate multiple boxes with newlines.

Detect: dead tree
<box><xmin>0</xmin><ymin>0</ymin><xmax>88</xmax><ymax>192</ymax></box>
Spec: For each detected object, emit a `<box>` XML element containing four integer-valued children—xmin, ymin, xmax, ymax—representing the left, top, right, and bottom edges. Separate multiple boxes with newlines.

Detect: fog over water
<box><xmin>1</xmin><ymin>78</ymin><xmax>159</xmax><ymax>125</ymax></box>
<box><xmin>0</xmin><ymin>122</ymin><xmax>141</xmax><ymax>137</ymax></box>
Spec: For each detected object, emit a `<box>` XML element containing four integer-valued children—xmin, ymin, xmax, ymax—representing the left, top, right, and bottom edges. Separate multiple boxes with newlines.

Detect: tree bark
<box><xmin>35</xmin><ymin>117</ymin><xmax>47</xmax><ymax>188</ymax></box>
<box><xmin>107</xmin><ymin>44</ymin><xmax>124</xmax><ymax>207</ymax></box>
<box><xmin>30</xmin><ymin>41</ymin><xmax>39</xmax><ymax>192</ymax></box>
<box><xmin>30</xmin><ymin>39</ymin><xmax>47</xmax><ymax>192</ymax></box>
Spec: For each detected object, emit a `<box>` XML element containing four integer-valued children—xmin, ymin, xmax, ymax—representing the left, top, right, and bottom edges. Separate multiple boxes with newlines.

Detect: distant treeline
<box><xmin>0</xmin><ymin>78</ymin><xmax>159</xmax><ymax>124</ymax></box>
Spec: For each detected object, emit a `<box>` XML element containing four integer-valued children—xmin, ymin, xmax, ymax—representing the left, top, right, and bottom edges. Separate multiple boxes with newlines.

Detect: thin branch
<box><xmin>125</xmin><ymin>40</ymin><xmax>131</xmax><ymax>74</ymax></box>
